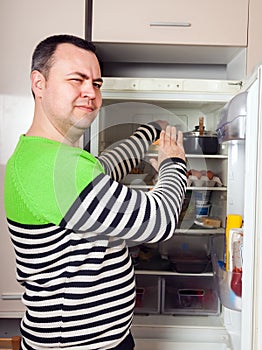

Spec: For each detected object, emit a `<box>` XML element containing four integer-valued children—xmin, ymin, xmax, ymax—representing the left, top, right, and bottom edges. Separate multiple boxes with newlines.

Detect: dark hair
<box><xmin>31</xmin><ymin>34</ymin><xmax>97</xmax><ymax>78</ymax></box>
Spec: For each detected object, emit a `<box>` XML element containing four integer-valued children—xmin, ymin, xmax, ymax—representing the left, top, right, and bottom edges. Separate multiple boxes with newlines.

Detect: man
<box><xmin>4</xmin><ymin>34</ymin><xmax>187</xmax><ymax>349</ymax></box>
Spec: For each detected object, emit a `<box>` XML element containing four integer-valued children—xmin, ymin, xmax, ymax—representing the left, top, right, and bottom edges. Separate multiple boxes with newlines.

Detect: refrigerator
<box><xmin>84</xmin><ymin>69</ymin><xmax>262</xmax><ymax>350</ymax></box>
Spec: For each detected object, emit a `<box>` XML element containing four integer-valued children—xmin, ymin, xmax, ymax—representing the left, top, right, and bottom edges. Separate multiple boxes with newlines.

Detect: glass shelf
<box><xmin>146</xmin><ymin>153</ymin><xmax>228</xmax><ymax>159</ymax></box>
<box><xmin>175</xmin><ymin>228</ymin><xmax>225</xmax><ymax>235</ymax></box>
<box><xmin>126</xmin><ymin>185</ymin><xmax>227</xmax><ymax>191</ymax></box>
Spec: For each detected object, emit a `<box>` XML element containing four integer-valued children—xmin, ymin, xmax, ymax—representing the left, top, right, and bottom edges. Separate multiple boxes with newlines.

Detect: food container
<box><xmin>194</xmin><ymin>190</ymin><xmax>211</xmax><ymax>203</ymax></box>
<box><xmin>195</xmin><ymin>204</ymin><xmax>211</xmax><ymax>217</ymax></box>
<box><xmin>183</xmin><ymin>117</ymin><xmax>219</xmax><ymax>155</ymax></box>
<box><xmin>169</xmin><ymin>256</ymin><xmax>212</xmax><ymax>273</ymax></box>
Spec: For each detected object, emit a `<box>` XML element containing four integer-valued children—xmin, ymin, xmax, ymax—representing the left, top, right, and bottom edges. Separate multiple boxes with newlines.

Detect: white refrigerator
<box><xmin>86</xmin><ymin>69</ymin><xmax>262</xmax><ymax>350</ymax></box>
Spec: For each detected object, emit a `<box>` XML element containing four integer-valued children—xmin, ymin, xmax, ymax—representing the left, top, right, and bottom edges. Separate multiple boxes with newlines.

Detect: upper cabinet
<box><xmin>89</xmin><ymin>0</ymin><xmax>249</xmax><ymax>67</ymax></box>
<box><xmin>92</xmin><ymin>0</ymin><xmax>248</xmax><ymax>46</ymax></box>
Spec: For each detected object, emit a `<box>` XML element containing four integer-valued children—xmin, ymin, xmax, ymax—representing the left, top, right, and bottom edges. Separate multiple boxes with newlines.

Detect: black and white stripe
<box><xmin>61</xmin><ymin>158</ymin><xmax>186</xmax><ymax>245</ymax></box>
<box><xmin>98</xmin><ymin>124</ymin><xmax>158</xmax><ymax>181</ymax></box>
<box><xmin>7</xmin><ymin>123</ymin><xmax>187</xmax><ymax>349</ymax></box>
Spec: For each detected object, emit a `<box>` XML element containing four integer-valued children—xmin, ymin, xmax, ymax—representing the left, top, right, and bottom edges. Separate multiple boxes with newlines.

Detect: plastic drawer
<box><xmin>162</xmin><ymin>275</ymin><xmax>220</xmax><ymax>315</ymax></box>
<box><xmin>135</xmin><ymin>275</ymin><xmax>161</xmax><ymax>314</ymax></box>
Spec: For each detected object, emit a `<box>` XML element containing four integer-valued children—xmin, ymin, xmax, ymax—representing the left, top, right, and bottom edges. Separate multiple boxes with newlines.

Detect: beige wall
<box><xmin>0</xmin><ymin>0</ymin><xmax>86</xmax><ymax>96</ymax></box>
<box><xmin>0</xmin><ymin>0</ymin><xmax>86</xmax><ymax>317</ymax></box>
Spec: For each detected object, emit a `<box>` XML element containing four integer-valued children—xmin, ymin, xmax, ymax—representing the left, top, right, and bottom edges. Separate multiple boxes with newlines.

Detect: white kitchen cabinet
<box><xmin>92</xmin><ymin>0</ymin><xmax>248</xmax><ymax>46</ymax></box>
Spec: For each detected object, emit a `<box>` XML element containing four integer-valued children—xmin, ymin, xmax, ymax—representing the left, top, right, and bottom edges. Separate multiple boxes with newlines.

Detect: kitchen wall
<box><xmin>0</xmin><ymin>0</ymin><xmax>86</xmax><ymax>158</ymax></box>
<box><xmin>0</xmin><ymin>0</ymin><xmax>85</xmax><ymax>335</ymax></box>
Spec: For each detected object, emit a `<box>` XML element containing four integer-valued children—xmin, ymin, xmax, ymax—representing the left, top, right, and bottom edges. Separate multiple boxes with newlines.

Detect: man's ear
<box><xmin>31</xmin><ymin>70</ymin><xmax>46</xmax><ymax>97</ymax></box>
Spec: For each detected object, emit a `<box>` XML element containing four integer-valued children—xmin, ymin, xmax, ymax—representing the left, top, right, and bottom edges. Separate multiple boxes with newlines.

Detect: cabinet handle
<box><xmin>1</xmin><ymin>293</ymin><xmax>22</xmax><ymax>300</ymax></box>
<box><xmin>150</xmin><ymin>22</ymin><xmax>191</xmax><ymax>27</ymax></box>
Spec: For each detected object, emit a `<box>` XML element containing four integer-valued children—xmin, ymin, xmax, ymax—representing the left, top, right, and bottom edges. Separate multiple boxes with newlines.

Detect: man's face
<box><xmin>33</xmin><ymin>43</ymin><xmax>103</xmax><ymax>142</ymax></box>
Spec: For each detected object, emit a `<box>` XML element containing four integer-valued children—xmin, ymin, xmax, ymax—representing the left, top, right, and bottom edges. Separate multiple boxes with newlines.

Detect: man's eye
<box><xmin>71</xmin><ymin>78</ymin><xmax>82</xmax><ymax>82</ymax></box>
<box><xmin>93</xmin><ymin>82</ymin><xmax>102</xmax><ymax>89</ymax></box>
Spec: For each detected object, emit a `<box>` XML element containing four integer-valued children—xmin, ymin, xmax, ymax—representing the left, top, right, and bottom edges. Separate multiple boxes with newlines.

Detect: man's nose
<box><xmin>80</xmin><ymin>82</ymin><xmax>96</xmax><ymax>99</ymax></box>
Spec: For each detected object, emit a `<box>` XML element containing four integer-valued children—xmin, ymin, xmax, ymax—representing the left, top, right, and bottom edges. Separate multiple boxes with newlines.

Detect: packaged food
<box><xmin>225</xmin><ymin>214</ymin><xmax>242</xmax><ymax>271</ymax></box>
<box><xmin>229</xmin><ymin>228</ymin><xmax>243</xmax><ymax>297</ymax></box>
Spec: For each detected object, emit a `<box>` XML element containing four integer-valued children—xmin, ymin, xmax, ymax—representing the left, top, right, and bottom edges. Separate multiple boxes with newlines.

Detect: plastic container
<box><xmin>134</xmin><ymin>275</ymin><xmax>161</xmax><ymax>314</ymax></box>
<box><xmin>162</xmin><ymin>275</ymin><xmax>220</xmax><ymax>315</ymax></box>
<box><xmin>169</xmin><ymin>256</ymin><xmax>212</xmax><ymax>273</ymax></box>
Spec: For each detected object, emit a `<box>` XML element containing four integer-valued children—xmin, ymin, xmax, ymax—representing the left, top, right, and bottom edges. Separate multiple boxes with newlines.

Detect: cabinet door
<box><xmin>0</xmin><ymin>165</ymin><xmax>24</xmax><ymax>317</ymax></box>
<box><xmin>0</xmin><ymin>225</ymin><xmax>25</xmax><ymax>317</ymax></box>
<box><xmin>92</xmin><ymin>0</ymin><xmax>248</xmax><ymax>46</ymax></box>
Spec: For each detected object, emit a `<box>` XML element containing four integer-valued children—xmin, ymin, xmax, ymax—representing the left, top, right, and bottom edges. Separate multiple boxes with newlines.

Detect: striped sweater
<box><xmin>4</xmin><ymin>124</ymin><xmax>187</xmax><ymax>349</ymax></box>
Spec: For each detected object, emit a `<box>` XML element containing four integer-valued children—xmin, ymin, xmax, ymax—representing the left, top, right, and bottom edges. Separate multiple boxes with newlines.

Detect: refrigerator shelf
<box><xmin>135</xmin><ymin>270</ymin><xmax>213</xmax><ymax>277</ymax></box>
<box><xmin>175</xmin><ymin>228</ymin><xmax>225</xmax><ymax>235</ymax></box>
<box><xmin>146</xmin><ymin>153</ymin><xmax>228</xmax><ymax>159</ymax></box>
<box><xmin>187</xmin><ymin>186</ymin><xmax>227</xmax><ymax>191</ymax></box>
<box><xmin>125</xmin><ymin>185</ymin><xmax>227</xmax><ymax>191</ymax></box>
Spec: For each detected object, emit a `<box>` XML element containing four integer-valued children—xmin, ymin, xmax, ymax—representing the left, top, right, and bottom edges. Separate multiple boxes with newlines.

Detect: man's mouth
<box><xmin>76</xmin><ymin>105</ymin><xmax>95</xmax><ymax>112</ymax></box>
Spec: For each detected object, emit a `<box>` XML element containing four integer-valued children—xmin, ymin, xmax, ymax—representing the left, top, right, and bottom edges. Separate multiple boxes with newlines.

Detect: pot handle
<box><xmin>199</xmin><ymin>116</ymin><xmax>204</xmax><ymax>136</ymax></box>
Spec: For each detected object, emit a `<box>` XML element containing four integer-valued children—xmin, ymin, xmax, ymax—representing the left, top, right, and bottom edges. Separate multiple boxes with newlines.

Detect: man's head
<box><xmin>29</xmin><ymin>34</ymin><xmax>103</xmax><ymax>144</ymax></box>
<box><xmin>31</xmin><ymin>34</ymin><xmax>97</xmax><ymax>80</ymax></box>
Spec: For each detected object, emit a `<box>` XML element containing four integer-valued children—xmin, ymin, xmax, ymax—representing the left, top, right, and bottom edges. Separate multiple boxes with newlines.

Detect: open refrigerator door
<box><xmin>85</xmin><ymin>76</ymin><xmax>262</xmax><ymax>349</ymax></box>
<box><xmin>196</xmin><ymin>68</ymin><xmax>262</xmax><ymax>350</ymax></box>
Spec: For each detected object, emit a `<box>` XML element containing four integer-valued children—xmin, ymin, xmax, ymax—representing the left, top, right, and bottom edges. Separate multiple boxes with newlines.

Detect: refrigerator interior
<box><xmin>85</xmin><ymin>77</ymin><xmax>254</xmax><ymax>349</ymax></box>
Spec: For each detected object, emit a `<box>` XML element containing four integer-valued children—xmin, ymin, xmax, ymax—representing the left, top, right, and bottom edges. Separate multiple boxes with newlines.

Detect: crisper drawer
<box><xmin>162</xmin><ymin>275</ymin><xmax>220</xmax><ymax>315</ymax></box>
<box><xmin>135</xmin><ymin>275</ymin><xmax>161</xmax><ymax>314</ymax></box>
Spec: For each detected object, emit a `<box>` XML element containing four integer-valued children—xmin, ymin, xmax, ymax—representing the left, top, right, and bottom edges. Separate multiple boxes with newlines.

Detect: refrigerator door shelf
<box><xmin>216</xmin><ymin>91</ymin><xmax>247</xmax><ymax>143</ymax></box>
<box><xmin>211</xmin><ymin>236</ymin><xmax>242</xmax><ymax>311</ymax></box>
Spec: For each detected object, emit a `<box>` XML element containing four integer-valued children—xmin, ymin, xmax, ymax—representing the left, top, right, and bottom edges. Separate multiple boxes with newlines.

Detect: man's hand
<box><xmin>150</xmin><ymin>125</ymin><xmax>186</xmax><ymax>171</ymax></box>
<box><xmin>154</xmin><ymin>120</ymin><xmax>169</xmax><ymax>131</ymax></box>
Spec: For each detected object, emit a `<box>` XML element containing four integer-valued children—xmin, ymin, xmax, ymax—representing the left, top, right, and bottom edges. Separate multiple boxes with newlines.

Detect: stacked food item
<box><xmin>187</xmin><ymin>169</ymin><xmax>223</xmax><ymax>187</ymax></box>
<box><xmin>180</xmin><ymin>169</ymin><xmax>223</xmax><ymax>228</ymax></box>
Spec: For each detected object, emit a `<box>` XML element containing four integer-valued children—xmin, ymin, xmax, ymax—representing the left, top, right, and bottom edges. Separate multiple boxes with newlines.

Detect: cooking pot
<box><xmin>183</xmin><ymin>118</ymin><xmax>219</xmax><ymax>155</ymax></box>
